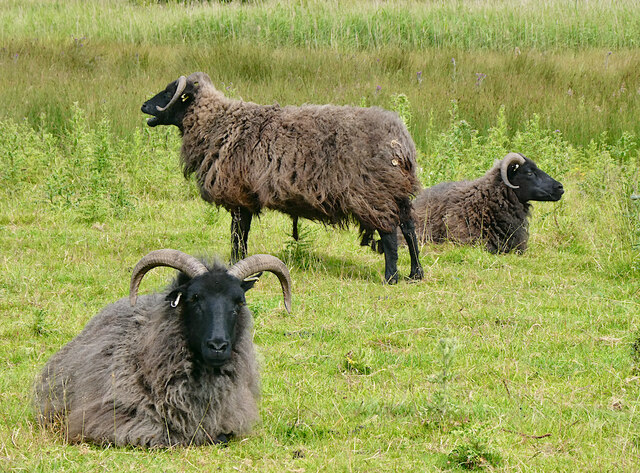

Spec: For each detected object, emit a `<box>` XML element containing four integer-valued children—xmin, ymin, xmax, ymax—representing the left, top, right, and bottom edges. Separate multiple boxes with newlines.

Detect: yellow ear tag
<box><xmin>181</xmin><ymin>94</ymin><xmax>189</xmax><ymax>102</ymax></box>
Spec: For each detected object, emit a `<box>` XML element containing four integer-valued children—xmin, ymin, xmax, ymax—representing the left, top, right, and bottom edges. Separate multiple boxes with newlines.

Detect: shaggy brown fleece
<box><xmin>411</xmin><ymin>162</ymin><xmax>532</xmax><ymax>254</ymax></box>
<box><xmin>180</xmin><ymin>81</ymin><xmax>420</xmax><ymax>234</ymax></box>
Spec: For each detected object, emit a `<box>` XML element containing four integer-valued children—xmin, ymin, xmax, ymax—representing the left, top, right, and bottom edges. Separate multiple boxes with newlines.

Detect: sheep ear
<box><xmin>240</xmin><ymin>272</ymin><xmax>263</xmax><ymax>292</ymax></box>
<box><xmin>165</xmin><ymin>289</ymin><xmax>184</xmax><ymax>308</ymax></box>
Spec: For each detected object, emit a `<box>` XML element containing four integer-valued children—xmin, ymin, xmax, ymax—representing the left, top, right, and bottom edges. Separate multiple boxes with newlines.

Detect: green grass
<box><xmin>1</xmin><ymin>97</ymin><xmax>639</xmax><ymax>471</ymax></box>
<box><xmin>1</xmin><ymin>0</ymin><xmax>640</xmax><ymax>471</ymax></box>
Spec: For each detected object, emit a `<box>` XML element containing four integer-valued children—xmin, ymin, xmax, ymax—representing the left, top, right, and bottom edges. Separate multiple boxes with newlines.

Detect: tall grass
<box><xmin>3</xmin><ymin>0</ymin><xmax>640</xmax><ymax>50</ymax></box>
<box><xmin>3</xmin><ymin>1</ymin><xmax>640</xmax><ymax>146</ymax></box>
<box><xmin>3</xmin><ymin>40</ymin><xmax>640</xmax><ymax>148</ymax></box>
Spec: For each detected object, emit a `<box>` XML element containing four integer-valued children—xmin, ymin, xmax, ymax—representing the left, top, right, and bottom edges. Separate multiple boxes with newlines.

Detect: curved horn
<box><xmin>156</xmin><ymin>75</ymin><xmax>187</xmax><ymax>112</ymax></box>
<box><xmin>500</xmin><ymin>152</ymin><xmax>526</xmax><ymax>189</ymax></box>
<box><xmin>130</xmin><ymin>249</ymin><xmax>208</xmax><ymax>306</ymax></box>
<box><xmin>228</xmin><ymin>254</ymin><xmax>292</xmax><ymax>314</ymax></box>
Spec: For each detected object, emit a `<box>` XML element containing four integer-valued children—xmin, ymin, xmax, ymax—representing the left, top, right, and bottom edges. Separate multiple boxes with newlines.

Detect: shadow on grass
<box><xmin>276</xmin><ymin>247</ymin><xmax>383</xmax><ymax>284</ymax></box>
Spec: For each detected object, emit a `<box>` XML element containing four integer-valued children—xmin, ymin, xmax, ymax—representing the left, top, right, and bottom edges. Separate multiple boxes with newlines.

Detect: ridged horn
<box><xmin>156</xmin><ymin>75</ymin><xmax>187</xmax><ymax>112</ymax></box>
<box><xmin>501</xmin><ymin>152</ymin><xmax>526</xmax><ymax>189</ymax></box>
<box><xmin>130</xmin><ymin>249</ymin><xmax>208</xmax><ymax>306</ymax></box>
<box><xmin>228</xmin><ymin>254</ymin><xmax>292</xmax><ymax>314</ymax></box>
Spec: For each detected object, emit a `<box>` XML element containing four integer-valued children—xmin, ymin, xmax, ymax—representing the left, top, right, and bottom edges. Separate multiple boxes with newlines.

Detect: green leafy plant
<box><xmin>282</xmin><ymin>222</ymin><xmax>319</xmax><ymax>271</ymax></box>
<box><xmin>445</xmin><ymin>437</ymin><xmax>502</xmax><ymax>470</ymax></box>
<box><xmin>390</xmin><ymin>93</ymin><xmax>412</xmax><ymax>129</ymax></box>
<box><xmin>43</xmin><ymin>104</ymin><xmax>134</xmax><ymax>222</ymax></box>
<box><xmin>429</xmin><ymin>337</ymin><xmax>459</xmax><ymax>415</ymax></box>
<box><xmin>341</xmin><ymin>349</ymin><xmax>372</xmax><ymax>375</ymax></box>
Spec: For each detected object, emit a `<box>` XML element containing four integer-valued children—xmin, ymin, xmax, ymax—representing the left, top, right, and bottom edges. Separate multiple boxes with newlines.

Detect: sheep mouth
<box><xmin>141</xmin><ymin>103</ymin><xmax>160</xmax><ymax>127</ymax></box>
<box><xmin>203</xmin><ymin>352</ymin><xmax>232</xmax><ymax>367</ymax></box>
<box><xmin>536</xmin><ymin>185</ymin><xmax>564</xmax><ymax>202</ymax></box>
<box><xmin>548</xmin><ymin>187</ymin><xmax>565</xmax><ymax>201</ymax></box>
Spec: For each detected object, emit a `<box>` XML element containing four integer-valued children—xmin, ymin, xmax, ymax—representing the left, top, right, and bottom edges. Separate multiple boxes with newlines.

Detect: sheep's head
<box><xmin>500</xmin><ymin>153</ymin><xmax>564</xmax><ymax>203</ymax></box>
<box><xmin>141</xmin><ymin>72</ymin><xmax>212</xmax><ymax>130</ymax></box>
<box><xmin>129</xmin><ymin>250</ymin><xmax>292</xmax><ymax>368</ymax></box>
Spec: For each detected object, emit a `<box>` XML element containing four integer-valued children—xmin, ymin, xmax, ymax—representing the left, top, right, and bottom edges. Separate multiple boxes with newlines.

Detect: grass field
<box><xmin>1</xmin><ymin>1</ymin><xmax>640</xmax><ymax>471</ymax></box>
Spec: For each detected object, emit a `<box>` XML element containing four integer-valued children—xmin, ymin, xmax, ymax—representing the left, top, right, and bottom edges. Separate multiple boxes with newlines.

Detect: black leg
<box><xmin>360</xmin><ymin>229</ymin><xmax>383</xmax><ymax>254</ymax></box>
<box><xmin>213</xmin><ymin>433</ymin><xmax>230</xmax><ymax>445</ymax></box>
<box><xmin>360</xmin><ymin>228</ymin><xmax>374</xmax><ymax>248</ymax></box>
<box><xmin>292</xmin><ymin>216</ymin><xmax>299</xmax><ymax>241</ymax></box>
<box><xmin>379</xmin><ymin>230</ymin><xmax>398</xmax><ymax>284</ymax></box>
<box><xmin>231</xmin><ymin>208</ymin><xmax>252</xmax><ymax>263</ymax></box>
<box><xmin>399</xmin><ymin>219</ymin><xmax>424</xmax><ymax>280</ymax></box>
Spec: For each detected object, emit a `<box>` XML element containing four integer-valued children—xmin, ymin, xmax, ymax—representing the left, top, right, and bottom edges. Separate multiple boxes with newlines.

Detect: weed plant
<box><xmin>444</xmin><ymin>435</ymin><xmax>502</xmax><ymax>470</ymax></box>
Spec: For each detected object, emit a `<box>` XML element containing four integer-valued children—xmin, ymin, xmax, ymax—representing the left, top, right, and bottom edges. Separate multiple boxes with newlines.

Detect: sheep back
<box><xmin>180</xmin><ymin>85</ymin><xmax>420</xmax><ymax>233</ymax></box>
<box><xmin>34</xmin><ymin>292</ymin><xmax>259</xmax><ymax>447</ymax></box>
<box><xmin>413</xmin><ymin>164</ymin><xmax>531</xmax><ymax>253</ymax></box>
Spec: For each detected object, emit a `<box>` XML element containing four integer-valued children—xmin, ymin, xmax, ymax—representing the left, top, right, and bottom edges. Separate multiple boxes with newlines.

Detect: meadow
<box><xmin>1</xmin><ymin>0</ymin><xmax>639</xmax><ymax>471</ymax></box>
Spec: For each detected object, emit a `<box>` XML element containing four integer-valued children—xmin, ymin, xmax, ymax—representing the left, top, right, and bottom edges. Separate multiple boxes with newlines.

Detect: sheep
<box><xmin>405</xmin><ymin>153</ymin><xmax>564</xmax><ymax>253</ymax></box>
<box><xmin>33</xmin><ymin>250</ymin><xmax>292</xmax><ymax>447</ymax></box>
<box><xmin>141</xmin><ymin>72</ymin><xmax>424</xmax><ymax>284</ymax></box>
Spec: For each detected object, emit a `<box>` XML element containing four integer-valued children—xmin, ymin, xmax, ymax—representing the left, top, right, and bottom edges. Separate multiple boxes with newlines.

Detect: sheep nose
<box><xmin>207</xmin><ymin>339</ymin><xmax>229</xmax><ymax>352</ymax></box>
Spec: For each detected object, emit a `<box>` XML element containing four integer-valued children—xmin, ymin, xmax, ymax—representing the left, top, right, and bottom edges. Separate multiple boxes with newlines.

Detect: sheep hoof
<box><xmin>408</xmin><ymin>268</ymin><xmax>424</xmax><ymax>281</ymax></box>
<box><xmin>384</xmin><ymin>274</ymin><xmax>399</xmax><ymax>285</ymax></box>
<box><xmin>214</xmin><ymin>433</ymin><xmax>231</xmax><ymax>445</ymax></box>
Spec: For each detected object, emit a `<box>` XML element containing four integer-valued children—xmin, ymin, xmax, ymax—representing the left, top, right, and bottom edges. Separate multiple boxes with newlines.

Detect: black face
<box><xmin>141</xmin><ymin>79</ymin><xmax>195</xmax><ymax>130</ymax></box>
<box><xmin>166</xmin><ymin>271</ymin><xmax>257</xmax><ymax>367</ymax></box>
<box><xmin>507</xmin><ymin>158</ymin><xmax>565</xmax><ymax>203</ymax></box>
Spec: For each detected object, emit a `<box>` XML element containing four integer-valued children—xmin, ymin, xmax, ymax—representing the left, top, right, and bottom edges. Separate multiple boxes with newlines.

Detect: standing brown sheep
<box><xmin>142</xmin><ymin>72</ymin><xmax>423</xmax><ymax>283</ymax></box>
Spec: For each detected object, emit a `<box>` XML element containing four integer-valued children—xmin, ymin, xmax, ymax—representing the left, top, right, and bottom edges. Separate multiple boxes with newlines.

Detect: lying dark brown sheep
<box><xmin>359</xmin><ymin>153</ymin><xmax>565</xmax><ymax>255</ymax></box>
<box><xmin>409</xmin><ymin>153</ymin><xmax>564</xmax><ymax>253</ymax></box>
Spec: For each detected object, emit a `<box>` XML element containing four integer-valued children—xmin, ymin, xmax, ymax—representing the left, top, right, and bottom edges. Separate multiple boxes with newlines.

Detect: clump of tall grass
<box><xmin>282</xmin><ymin>222</ymin><xmax>320</xmax><ymax>271</ymax></box>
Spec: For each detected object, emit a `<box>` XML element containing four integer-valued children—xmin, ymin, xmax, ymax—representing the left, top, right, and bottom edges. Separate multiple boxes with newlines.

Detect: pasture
<box><xmin>1</xmin><ymin>0</ymin><xmax>639</xmax><ymax>471</ymax></box>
